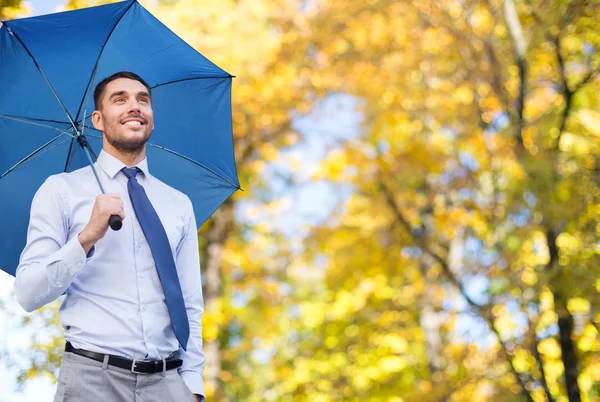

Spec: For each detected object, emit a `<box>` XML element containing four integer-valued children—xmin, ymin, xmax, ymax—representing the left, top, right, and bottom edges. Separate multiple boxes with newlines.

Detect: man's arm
<box><xmin>176</xmin><ymin>200</ymin><xmax>206</xmax><ymax>402</ymax></box>
<box><xmin>15</xmin><ymin>176</ymin><xmax>125</xmax><ymax>312</ymax></box>
<box><xmin>14</xmin><ymin>176</ymin><xmax>90</xmax><ymax>312</ymax></box>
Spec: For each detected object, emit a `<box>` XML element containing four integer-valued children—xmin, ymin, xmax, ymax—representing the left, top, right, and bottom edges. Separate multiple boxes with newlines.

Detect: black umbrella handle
<box><xmin>109</xmin><ymin>215</ymin><xmax>123</xmax><ymax>231</ymax></box>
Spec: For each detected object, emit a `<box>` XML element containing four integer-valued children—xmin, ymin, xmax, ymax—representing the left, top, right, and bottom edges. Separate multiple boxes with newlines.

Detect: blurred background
<box><xmin>1</xmin><ymin>0</ymin><xmax>599</xmax><ymax>401</ymax></box>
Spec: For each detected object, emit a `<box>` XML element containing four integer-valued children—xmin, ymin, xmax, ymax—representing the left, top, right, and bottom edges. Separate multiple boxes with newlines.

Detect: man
<box><xmin>14</xmin><ymin>72</ymin><xmax>205</xmax><ymax>402</ymax></box>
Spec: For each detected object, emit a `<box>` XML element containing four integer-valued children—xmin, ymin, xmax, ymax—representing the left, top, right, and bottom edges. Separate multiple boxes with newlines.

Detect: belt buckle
<box><xmin>131</xmin><ymin>359</ymin><xmax>145</xmax><ymax>374</ymax></box>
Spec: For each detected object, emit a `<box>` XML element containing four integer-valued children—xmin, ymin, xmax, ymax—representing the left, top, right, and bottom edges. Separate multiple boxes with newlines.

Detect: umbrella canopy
<box><xmin>0</xmin><ymin>0</ymin><xmax>240</xmax><ymax>276</ymax></box>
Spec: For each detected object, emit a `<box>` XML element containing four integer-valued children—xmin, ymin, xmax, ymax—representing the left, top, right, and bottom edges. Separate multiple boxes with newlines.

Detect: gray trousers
<box><xmin>53</xmin><ymin>352</ymin><xmax>196</xmax><ymax>402</ymax></box>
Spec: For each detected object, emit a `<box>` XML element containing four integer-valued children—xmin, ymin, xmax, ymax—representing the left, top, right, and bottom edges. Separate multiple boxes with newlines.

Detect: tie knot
<box><xmin>122</xmin><ymin>167</ymin><xmax>140</xmax><ymax>179</ymax></box>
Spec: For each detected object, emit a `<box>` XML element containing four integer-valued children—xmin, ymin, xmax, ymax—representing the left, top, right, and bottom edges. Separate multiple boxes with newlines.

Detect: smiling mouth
<box><xmin>121</xmin><ymin>114</ymin><xmax>147</xmax><ymax>127</ymax></box>
<box><xmin>123</xmin><ymin>121</ymin><xmax>143</xmax><ymax>126</ymax></box>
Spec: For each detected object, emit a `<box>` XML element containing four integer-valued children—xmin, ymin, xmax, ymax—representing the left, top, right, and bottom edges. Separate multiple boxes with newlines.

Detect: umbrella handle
<box><xmin>109</xmin><ymin>215</ymin><xmax>123</xmax><ymax>231</ymax></box>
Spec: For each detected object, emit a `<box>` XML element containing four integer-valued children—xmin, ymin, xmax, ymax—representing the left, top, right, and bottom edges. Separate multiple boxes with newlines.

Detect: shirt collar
<box><xmin>97</xmin><ymin>150</ymin><xmax>150</xmax><ymax>179</ymax></box>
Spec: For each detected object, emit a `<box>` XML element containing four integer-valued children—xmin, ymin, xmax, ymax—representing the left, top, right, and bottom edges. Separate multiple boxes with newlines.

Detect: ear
<box><xmin>92</xmin><ymin>110</ymin><xmax>104</xmax><ymax>132</ymax></box>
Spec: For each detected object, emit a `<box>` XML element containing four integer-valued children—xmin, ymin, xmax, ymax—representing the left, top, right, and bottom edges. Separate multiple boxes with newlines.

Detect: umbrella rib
<box><xmin>0</xmin><ymin>132</ymin><xmax>72</xmax><ymax>179</ymax></box>
<box><xmin>74</xmin><ymin>0</ymin><xmax>136</xmax><ymax>123</ymax></box>
<box><xmin>151</xmin><ymin>75</ymin><xmax>234</xmax><ymax>90</ymax></box>
<box><xmin>81</xmin><ymin>132</ymin><xmax>240</xmax><ymax>190</ymax></box>
<box><xmin>63</xmin><ymin>137</ymin><xmax>78</xmax><ymax>173</ymax></box>
<box><xmin>146</xmin><ymin>143</ymin><xmax>241</xmax><ymax>190</ymax></box>
<box><xmin>0</xmin><ymin>114</ymin><xmax>76</xmax><ymax>137</ymax></box>
<box><xmin>0</xmin><ymin>114</ymin><xmax>70</xmax><ymax>125</ymax></box>
<box><xmin>4</xmin><ymin>22</ymin><xmax>81</xmax><ymax>135</ymax></box>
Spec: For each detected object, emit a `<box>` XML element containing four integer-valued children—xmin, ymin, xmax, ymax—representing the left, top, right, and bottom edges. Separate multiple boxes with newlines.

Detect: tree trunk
<box><xmin>546</xmin><ymin>230</ymin><xmax>581</xmax><ymax>402</ymax></box>
<box><xmin>202</xmin><ymin>200</ymin><xmax>234</xmax><ymax>400</ymax></box>
<box><xmin>555</xmin><ymin>295</ymin><xmax>581</xmax><ymax>402</ymax></box>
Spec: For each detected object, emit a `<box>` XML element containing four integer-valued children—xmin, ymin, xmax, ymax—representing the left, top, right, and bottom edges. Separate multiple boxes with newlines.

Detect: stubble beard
<box><xmin>104</xmin><ymin>124</ymin><xmax>152</xmax><ymax>154</ymax></box>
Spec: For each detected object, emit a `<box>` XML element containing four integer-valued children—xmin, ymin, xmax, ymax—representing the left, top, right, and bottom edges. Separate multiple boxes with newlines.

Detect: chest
<box><xmin>66</xmin><ymin>177</ymin><xmax>186</xmax><ymax>256</ymax></box>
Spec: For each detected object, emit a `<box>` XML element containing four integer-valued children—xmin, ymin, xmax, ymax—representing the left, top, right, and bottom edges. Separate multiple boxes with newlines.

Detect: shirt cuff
<box><xmin>86</xmin><ymin>245</ymin><xmax>95</xmax><ymax>259</ymax></box>
<box><xmin>180</xmin><ymin>370</ymin><xmax>205</xmax><ymax>401</ymax></box>
<box><xmin>53</xmin><ymin>236</ymin><xmax>89</xmax><ymax>276</ymax></box>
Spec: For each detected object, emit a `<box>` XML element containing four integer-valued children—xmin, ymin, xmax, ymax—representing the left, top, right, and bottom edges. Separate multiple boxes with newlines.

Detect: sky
<box><xmin>27</xmin><ymin>0</ymin><xmax>67</xmax><ymax>15</ymax></box>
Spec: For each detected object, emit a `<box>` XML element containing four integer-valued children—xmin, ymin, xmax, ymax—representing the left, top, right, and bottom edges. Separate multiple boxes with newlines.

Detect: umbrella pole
<box><xmin>76</xmin><ymin>134</ymin><xmax>122</xmax><ymax>231</ymax></box>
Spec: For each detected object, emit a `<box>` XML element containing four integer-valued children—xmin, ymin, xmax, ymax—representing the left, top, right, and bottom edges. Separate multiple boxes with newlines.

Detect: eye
<box><xmin>115</xmin><ymin>98</ymin><xmax>124</xmax><ymax>103</ymax></box>
<box><xmin>139</xmin><ymin>98</ymin><xmax>148</xmax><ymax>104</ymax></box>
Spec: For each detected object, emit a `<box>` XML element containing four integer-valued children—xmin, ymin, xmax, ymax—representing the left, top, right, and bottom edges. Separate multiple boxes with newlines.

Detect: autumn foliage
<box><xmin>1</xmin><ymin>0</ymin><xmax>599</xmax><ymax>401</ymax></box>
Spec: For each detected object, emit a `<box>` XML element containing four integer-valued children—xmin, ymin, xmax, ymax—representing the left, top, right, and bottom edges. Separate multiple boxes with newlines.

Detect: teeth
<box><xmin>124</xmin><ymin>121</ymin><xmax>141</xmax><ymax>126</ymax></box>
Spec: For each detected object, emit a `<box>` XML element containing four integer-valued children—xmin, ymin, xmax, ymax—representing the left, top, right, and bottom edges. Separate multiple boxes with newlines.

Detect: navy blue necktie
<box><xmin>122</xmin><ymin>167</ymin><xmax>189</xmax><ymax>350</ymax></box>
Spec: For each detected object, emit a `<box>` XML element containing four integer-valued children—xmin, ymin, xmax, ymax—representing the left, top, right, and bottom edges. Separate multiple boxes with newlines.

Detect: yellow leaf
<box><xmin>521</xmin><ymin>268</ymin><xmax>538</xmax><ymax>286</ymax></box>
<box><xmin>454</xmin><ymin>85</ymin><xmax>474</xmax><ymax>105</ymax></box>
<box><xmin>512</xmin><ymin>349</ymin><xmax>532</xmax><ymax>372</ymax></box>
<box><xmin>378</xmin><ymin>356</ymin><xmax>407</xmax><ymax>373</ymax></box>
<box><xmin>382</xmin><ymin>334</ymin><xmax>408</xmax><ymax>354</ymax></box>
<box><xmin>538</xmin><ymin>338</ymin><xmax>561</xmax><ymax>359</ymax></box>
<box><xmin>567</xmin><ymin>298</ymin><xmax>591</xmax><ymax>314</ymax></box>
<box><xmin>577</xmin><ymin>110</ymin><xmax>600</xmax><ymax>136</ymax></box>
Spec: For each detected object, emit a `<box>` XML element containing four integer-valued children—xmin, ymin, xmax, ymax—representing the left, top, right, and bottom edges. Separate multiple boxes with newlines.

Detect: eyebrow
<box><xmin>108</xmin><ymin>90</ymin><xmax>151</xmax><ymax>100</ymax></box>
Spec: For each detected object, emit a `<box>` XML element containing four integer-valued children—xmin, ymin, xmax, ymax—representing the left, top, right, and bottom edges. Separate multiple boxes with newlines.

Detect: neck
<box><xmin>103</xmin><ymin>142</ymin><xmax>146</xmax><ymax>167</ymax></box>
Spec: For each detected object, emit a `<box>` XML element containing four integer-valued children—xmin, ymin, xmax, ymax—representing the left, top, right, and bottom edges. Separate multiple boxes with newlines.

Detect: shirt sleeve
<box><xmin>176</xmin><ymin>200</ymin><xmax>206</xmax><ymax>400</ymax></box>
<box><xmin>14</xmin><ymin>175</ymin><xmax>91</xmax><ymax>313</ymax></box>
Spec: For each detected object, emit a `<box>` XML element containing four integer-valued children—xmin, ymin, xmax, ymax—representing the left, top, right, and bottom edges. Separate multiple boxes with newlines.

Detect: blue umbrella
<box><xmin>0</xmin><ymin>0</ymin><xmax>240</xmax><ymax>276</ymax></box>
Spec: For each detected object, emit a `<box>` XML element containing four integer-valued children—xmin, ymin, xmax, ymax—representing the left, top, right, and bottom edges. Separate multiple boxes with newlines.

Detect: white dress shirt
<box><xmin>14</xmin><ymin>150</ymin><xmax>206</xmax><ymax>398</ymax></box>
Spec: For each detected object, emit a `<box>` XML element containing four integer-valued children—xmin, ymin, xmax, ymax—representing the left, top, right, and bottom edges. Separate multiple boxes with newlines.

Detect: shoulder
<box><xmin>37</xmin><ymin>166</ymin><xmax>92</xmax><ymax>194</ymax></box>
<box><xmin>148</xmin><ymin>176</ymin><xmax>195</xmax><ymax>228</ymax></box>
<box><xmin>62</xmin><ymin>164</ymin><xmax>94</xmax><ymax>182</ymax></box>
<box><xmin>149</xmin><ymin>174</ymin><xmax>193</xmax><ymax>209</ymax></box>
<box><xmin>36</xmin><ymin>172</ymin><xmax>67</xmax><ymax>196</ymax></box>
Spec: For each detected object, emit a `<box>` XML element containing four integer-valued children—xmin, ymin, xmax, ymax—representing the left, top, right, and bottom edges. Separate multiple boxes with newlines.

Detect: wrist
<box><xmin>78</xmin><ymin>229</ymin><xmax>97</xmax><ymax>254</ymax></box>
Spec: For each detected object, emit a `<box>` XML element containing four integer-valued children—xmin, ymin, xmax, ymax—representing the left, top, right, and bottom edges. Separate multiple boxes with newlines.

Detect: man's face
<box><xmin>92</xmin><ymin>78</ymin><xmax>154</xmax><ymax>153</ymax></box>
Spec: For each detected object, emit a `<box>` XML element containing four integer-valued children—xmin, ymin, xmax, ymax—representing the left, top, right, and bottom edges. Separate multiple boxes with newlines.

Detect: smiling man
<box><xmin>15</xmin><ymin>72</ymin><xmax>206</xmax><ymax>402</ymax></box>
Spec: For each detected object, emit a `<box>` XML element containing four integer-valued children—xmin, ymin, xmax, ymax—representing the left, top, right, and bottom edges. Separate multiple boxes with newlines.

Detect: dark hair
<box><xmin>93</xmin><ymin>71</ymin><xmax>151</xmax><ymax>110</ymax></box>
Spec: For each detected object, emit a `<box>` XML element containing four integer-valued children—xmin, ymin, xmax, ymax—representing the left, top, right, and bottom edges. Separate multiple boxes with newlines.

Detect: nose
<box><xmin>128</xmin><ymin>100</ymin><xmax>141</xmax><ymax>114</ymax></box>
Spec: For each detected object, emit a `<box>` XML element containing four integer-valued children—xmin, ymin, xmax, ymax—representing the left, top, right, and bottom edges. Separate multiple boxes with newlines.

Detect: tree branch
<box><xmin>523</xmin><ymin>295</ymin><xmax>554</xmax><ymax>401</ymax></box>
<box><xmin>526</xmin><ymin>4</ymin><xmax>599</xmax><ymax>152</ymax></box>
<box><xmin>484</xmin><ymin>39</ymin><xmax>513</xmax><ymax>115</ymax></box>
<box><xmin>378</xmin><ymin>177</ymin><xmax>534</xmax><ymax>402</ymax></box>
<box><xmin>534</xmin><ymin>335</ymin><xmax>556</xmax><ymax>402</ymax></box>
<box><xmin>525</xmin><ymin>1</ymin><xmax>556</xmax><ymax>43</ymax></box>
<box><xmin>553</xmin><ymin>35</ymin><xmax>573</xmax><ymax>150</ymax></box>
<box><xmin>572</xmin><ymin>66</ymin><xmax>600</xmax><ymax>93</ymax></box>
<box><xmin>503</xmin><ymin>0</ymin><xmax>528</xmax><ymax>149</ymax></box>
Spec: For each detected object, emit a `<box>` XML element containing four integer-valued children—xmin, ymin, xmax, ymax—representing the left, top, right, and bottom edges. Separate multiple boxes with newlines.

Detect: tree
<box><xmin>9</xmin><ymin>0</ymin><xmax>600</xmax><ymax>401</ymax></box>
<box><xmin>0</xmin><ymin>0</ymin><xmax>26</xmax><ymax>20</ymax></box>
<box><xmin>285</xmin><ymin>0</ymin><xmax>600</xmax><ymax>400</ymax></box>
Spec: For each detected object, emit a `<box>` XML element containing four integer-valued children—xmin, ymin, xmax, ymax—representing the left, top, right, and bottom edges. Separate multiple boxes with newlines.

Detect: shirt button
<box><xmin>141</xmin><ymin>305</ymin><xmax>147</xmax><ymax>311</ymax></box>
<box><xmin>140</xmin><ymin>273</ymin><xmax>144</xmax><ymax>279</ymax></box>
<box><xmin>137</xmin><ymin>242</ymin><xmax>142</xmax><ymax>249</ymax></box>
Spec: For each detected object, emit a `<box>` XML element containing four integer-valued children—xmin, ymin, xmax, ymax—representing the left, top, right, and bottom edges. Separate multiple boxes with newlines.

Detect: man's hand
<box><xmin>78</xmin><ymin>194</ymin><xmax>125</xmax><ymax>253</ymax></box>
<box><xmin>194</xmin><ymin>395</ymin><xmax>202</xmax><ymax>402</ymax></box>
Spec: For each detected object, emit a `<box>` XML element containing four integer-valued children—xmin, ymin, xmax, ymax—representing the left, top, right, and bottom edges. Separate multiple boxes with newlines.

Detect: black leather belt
<box><xmin>65</xmin><ymin>342</ymin><xmax>182</xmax><ymax>374</ymax></box>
